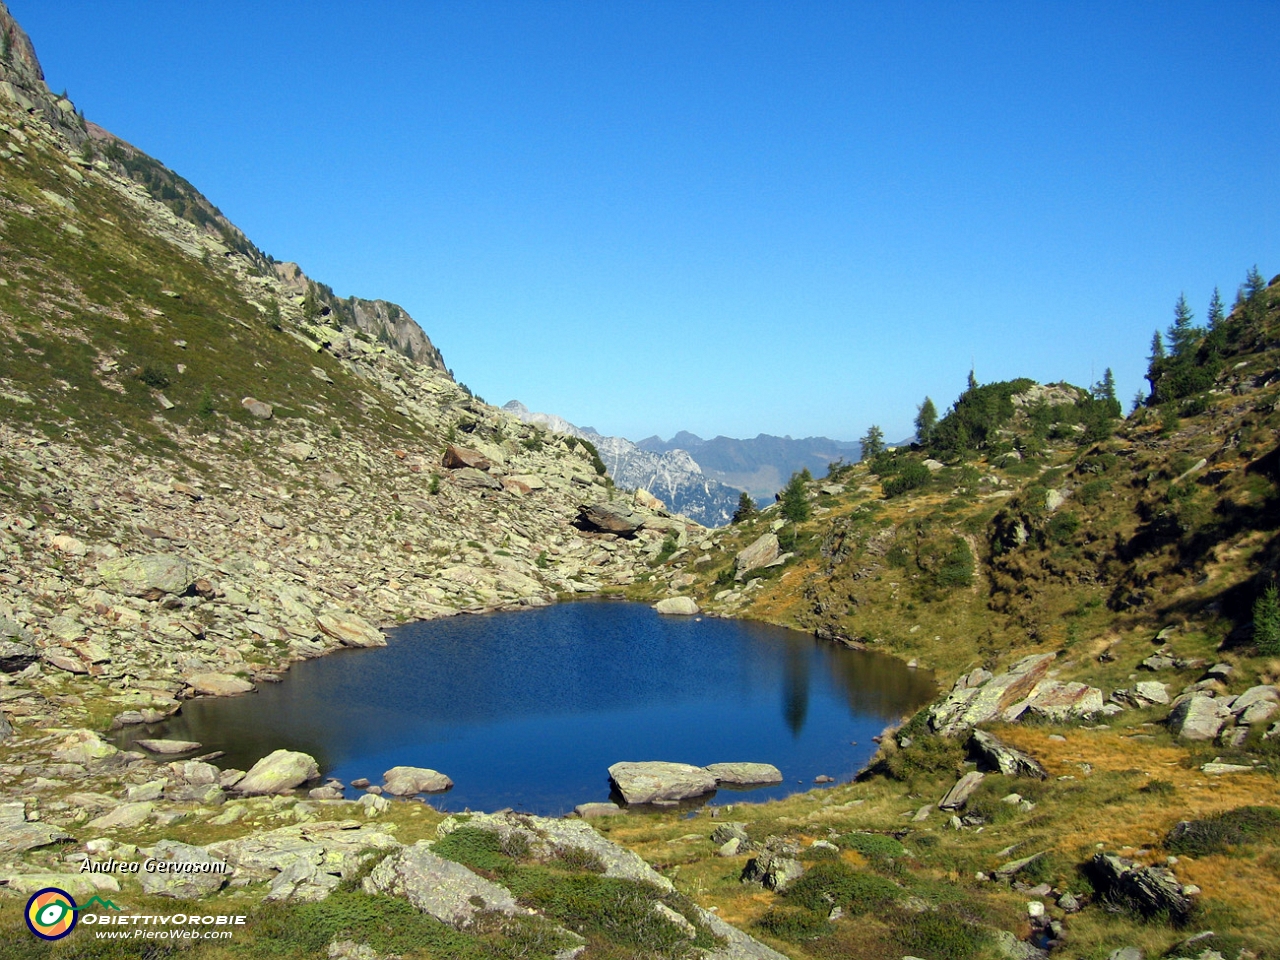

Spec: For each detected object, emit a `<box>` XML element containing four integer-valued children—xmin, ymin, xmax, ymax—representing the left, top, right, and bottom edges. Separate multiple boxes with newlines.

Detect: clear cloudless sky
<box><xmin>10</xmin><ymin>1</ymin><xmax>1279</xmax><ymax>442</ymax></box>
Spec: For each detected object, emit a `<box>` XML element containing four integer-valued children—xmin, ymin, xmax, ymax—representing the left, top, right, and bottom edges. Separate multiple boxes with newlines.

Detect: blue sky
<box><xmin>13</xmin><ymin>2</ymin><xmax>1279</xmax><ymax>442</ymax></box>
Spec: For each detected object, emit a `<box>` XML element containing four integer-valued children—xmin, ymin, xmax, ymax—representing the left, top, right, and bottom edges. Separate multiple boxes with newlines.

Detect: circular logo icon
<box><xmin>26</xmin><ymin>887</ymin><xmax>78</xmax><ymax>940</ymax></box>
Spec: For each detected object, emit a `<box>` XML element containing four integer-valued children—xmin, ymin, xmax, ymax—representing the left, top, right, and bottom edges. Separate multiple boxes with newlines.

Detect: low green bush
<box><xmin>1165</xmin><ymin>806</ymin><xmax>1280</xmax><ymax>857</ymax></box>
<box><xmin>754</xmin><ymin>905</ymin><xmax>833</xmax><ymax>942</ymax></box>
<box><xmin>785</xmin><ymin>861</ymin><xmax>898</xmax><ymax>915</ymax></box>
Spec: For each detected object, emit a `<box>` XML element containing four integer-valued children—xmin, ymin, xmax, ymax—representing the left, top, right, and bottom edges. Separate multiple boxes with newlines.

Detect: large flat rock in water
<box><xmin>705</xmin><ymin>762</ymin><xmax>783</xmax><ymax>785</ymax></box>
<box><xmin>608</xmin><ymin>761</ymin><xmax>717</xmax><ymax>805</ymax></box>
<box><xmin>382</xmin><ymin>766</ymin><xmax>453</xmax><ymax>796</ymax></box>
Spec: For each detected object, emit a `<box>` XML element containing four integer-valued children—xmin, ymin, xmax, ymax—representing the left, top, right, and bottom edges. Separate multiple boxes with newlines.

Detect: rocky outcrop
<box><xmin>608</xmin><ymin>761</ymin><xmax>718</xmax><ymax>805</ymax></box>
<box><xmin>929</xmin><ymin>654</ymin><xmax>1055</xmax><ymax>736</ymax></box>
<box><xmin>938</xmin><ymin>771</ymin><xmax>985</xmax><ymax>810</ymax></box>
<box><xmin>363</xmin><ymin>842</ymin><xmax>518</xmax><ymax>926</ymax></box>
<box><xmin>441</xmin><ymin>445</ymin><xmax>491</xmax><ymax>471</ymax></box>
<box><xmin>740</xmin><ymin>837</ymin><xmax>804</xmax><ymax>891</ymax></box>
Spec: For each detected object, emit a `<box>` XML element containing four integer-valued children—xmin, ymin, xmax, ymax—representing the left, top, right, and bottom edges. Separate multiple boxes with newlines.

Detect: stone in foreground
<box><xmin>654</xmin><ymin>596</ymin><xmax>700</xmax><ymax>616</ymax></box>
<box><xmin>608</xmin><ymin>761</ymin><xmax>717</xmax><ymax>805</ymax></box>
<box><xmin>235</xmin><ymin>749</ymin><xmax>320</xmax><ymax>795</ymax></box>
<box><xmin>381</xmin><ymin>766</ymin><xmax>453</xmax><ymax>796</ymax></box>
<box><xmin>364</xmin><ymin>841</ymin><xmax>517</xmax><ymax>927</ymax></box>
<box><xmin>139</xmin><ymin>840</ymin><xmax>228</xmax><ymax>898</ymax></box>
<box><xmin>704</xmin><ymin>762</ymin><xmax>783</xmax><ymax>785</ymax></box>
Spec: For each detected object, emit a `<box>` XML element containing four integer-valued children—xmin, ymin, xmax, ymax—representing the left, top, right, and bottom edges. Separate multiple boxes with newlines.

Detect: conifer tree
<box><xmin>1207</xmin><ymin>287</ymin><xmax>1225</xmax><ymax>330</ymax></box>
<box><xmin>914</xmin><ymin>397</ymin><xmax>937</xmax><ymax>445</ymax></box>
<box><xmin>859</xmin><ymin>425</ymin><xmax>885</xmax><ymax>461</ymax></box>
<box><xmin>731</xmin><ymin>491</ymin><xmax>757</xmax><ymax>524</ymax></box>
<box><xmin>1149</xmin><ymin>330</ymin><xmax>1165</xmax><ymax>362</ymax></box>
<box><xmin>1244</xmin><ymin>264</ymin><xmax>1266</xmax><ymax>301</ymax></box>
<box><xmin>1167</xmin><ymin>293</ymin><xmax>1198</xmax><ymax>359</ymax></box>
<box><xmin>1254</xmin><ymin>582</ymin><xmax>1280</xmax><ymax>655</ymax></box>
<box><xmin>779</xmin><ymin>472</ymin><xmax>810</xmax><ymax>523</ymax></box>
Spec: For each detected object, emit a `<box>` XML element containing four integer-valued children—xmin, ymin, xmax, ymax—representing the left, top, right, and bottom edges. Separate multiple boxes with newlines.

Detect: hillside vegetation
<box><xmin>627</xmin><ymin>271</ymin><xmax>1280</xmax><ymax>958</ymax></box>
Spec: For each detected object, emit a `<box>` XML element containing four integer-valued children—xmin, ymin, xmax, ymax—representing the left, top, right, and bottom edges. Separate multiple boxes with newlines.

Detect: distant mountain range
<box><xmin>503</xmin><ymin>403</ymin><xmax>864</xmax><ymax>525</ymax></box>
<box><xmin>637</xmin><ymin>432</ymin><xmax>863</xmax><ymax>503</ymax></box>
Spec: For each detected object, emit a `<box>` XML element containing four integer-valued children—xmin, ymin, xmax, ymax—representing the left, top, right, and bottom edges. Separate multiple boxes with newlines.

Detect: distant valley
<box><xmin>503</xmin><ymin>402</ymin><xmax>863</xmax><ymax>525</ymax></box>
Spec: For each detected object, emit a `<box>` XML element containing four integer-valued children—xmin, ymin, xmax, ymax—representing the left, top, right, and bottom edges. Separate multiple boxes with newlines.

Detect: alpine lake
<box><xmin>116</xmin><ymin>600</ymin><xmax>935</xmax><ymax>815</ymax></box>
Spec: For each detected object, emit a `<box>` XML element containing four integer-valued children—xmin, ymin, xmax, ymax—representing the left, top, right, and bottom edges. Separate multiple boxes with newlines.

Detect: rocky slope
<box><xmin>504</xmin><ymin>400</ymin><xmax>744</xmax><ymax>526</ymax></box>
<box><xmin>0</xmin><ymin>8</ymin><xmax>812</xmax><ymax>959</ymax></box>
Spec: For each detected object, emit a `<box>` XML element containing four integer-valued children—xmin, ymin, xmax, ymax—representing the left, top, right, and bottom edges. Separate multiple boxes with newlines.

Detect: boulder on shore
<box><xmin>316</xmin><ymin>611</ymin><xmax>386</xmax><ymax>648</ymax></box>
<box><xmin>928</xmin><ymin>653</ymin><xmax>1055</xmax><ymax>736</ymax></box>
<box><xmin>654</xmin><ymin>596</ymin><xmax>699</xmax><ymax>616</ymax></box>
<box><xmin>235</xmin><ymin>749</ymin><xmax>320</xmax><ymax>795</ymax></box>
<box><xmin>608</xmin><ymin>761</ymin><xmax>717</xmax><ymax>805</ymax></box>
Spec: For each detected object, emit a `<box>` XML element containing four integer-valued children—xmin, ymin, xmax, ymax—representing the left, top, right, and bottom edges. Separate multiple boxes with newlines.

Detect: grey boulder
<box><xmin>704</xmin><ymin>762</ymin><xmax>783</xmax><ymax>786</ymax></box>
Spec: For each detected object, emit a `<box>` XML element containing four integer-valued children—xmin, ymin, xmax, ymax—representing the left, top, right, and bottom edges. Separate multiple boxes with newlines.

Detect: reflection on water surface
<box><xmin>121</xmin><ymin>600</ymin><xmax>934</xmax><ymax>814</ymax></box>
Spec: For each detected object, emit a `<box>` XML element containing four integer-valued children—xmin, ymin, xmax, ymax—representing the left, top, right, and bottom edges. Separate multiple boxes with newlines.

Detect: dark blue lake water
<box><xmin>130</xmin><ymin>601</ymin><xmax>934</xmax><ymax>815</ymax></box>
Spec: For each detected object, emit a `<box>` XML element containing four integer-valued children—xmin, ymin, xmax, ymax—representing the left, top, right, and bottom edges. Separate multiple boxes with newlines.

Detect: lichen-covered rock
<box><xmin>608</xmin><ymin>761</ymin><xmax>717</xmax><ymax>805</ymax></box>
<box><xmin>577</xmin><ymin>503</ymin><xmax>644</xmax><ymax>534</ymax></box>
<box><xmin>740</xmin><ymin>837</ymin><xmax>803</xmax><ymax>891</ymax></box>
<box><xmin>1167</xmin><ymin>695</ymin><xmax>1230</xmax><ymax>741</ymax></box>
<box><xmin>1085</xmin><ymin>852</ymin><xmax>1193</xmax><ymax>922</ymax></box>
<box><xmin>51</xmin><ymin>729</ymin><xmax>120</xmax><ymax>766</ymax></box>
<box><xmin>187</xmin><ymin>673</ymin><xmax>255</xmax><ymax>697</ymax></box>
<box><xmin>363</xmin><ymin>841</ymin><xmax>517</xmax><ymax>926</ymax></box>
<box><xmin>235</xmin><ymin>749</ymin><xmax>320</xmax><ymax>795</ymax></box>
<box><xmin>139</xmin><ymin>840</ymin><xmax>229</xmax><ymax>898</ymax></box>
<box><xmin>938</xmin><ymin>771</ymin><xmax>985</xmax><ymax>810</ymax></box>
<box><xmin>97</xmin><ymin>554</ymin><xmax>193</xmax><ymax>599</ymax></box>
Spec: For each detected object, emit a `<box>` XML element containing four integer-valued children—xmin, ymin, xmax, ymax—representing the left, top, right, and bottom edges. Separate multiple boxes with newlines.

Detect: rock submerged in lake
<box><xmin>234</xmin><ymin>749</ymin><xmax>320</xmax><ymax>795</ymax></box>
<box><xmin>381</xmin><ymin>766</ymin><xmax>453</xmax><ymax>796</ymax></box>
<box><xmin>135</xmin><ymin>738</ymin><xmax>203</xmax><ymax>755</ymax></box>
<box><xmin>608</xmin><ymin>761</ymin><xmax>718</xmax><ymax>805</ymax></box>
